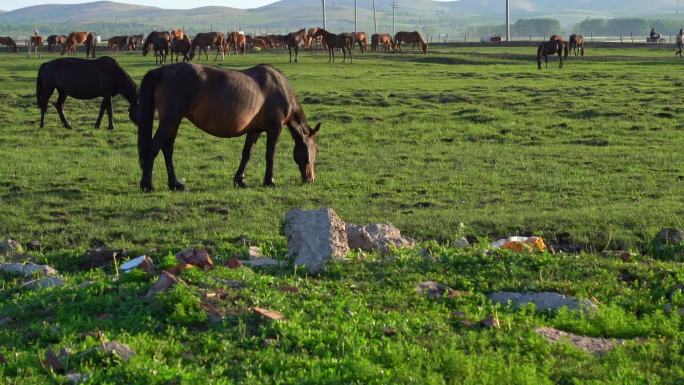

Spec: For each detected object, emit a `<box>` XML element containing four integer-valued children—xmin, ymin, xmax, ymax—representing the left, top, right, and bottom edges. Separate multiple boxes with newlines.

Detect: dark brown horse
<box><xmin>36</xmin><ymin>56</ymin><xmax>137</xmax><ymax>130</ymax></box>
<box><xmin>0</xmin><ymin>37</ymin><xmax>18</xmax><ymax>53</ymax></box>
<box><xmin>288</xmin><ymin>29</ymin><xmax>306</xmax><ymax>63</ymax></box>
<box><xmin>313</xmin><ymin>29</ymin><xmax>353</xmax><ymax>63</ymax></box>
<box><xmin>47</xmin><ymin>35</ymin><xmax>67</xmax><ymax>52</ymax></box>
<box><xmin>143</xmin><ymin>31</ymin><xmax>171</xmax><ymax>60</ymax></box>
<box><xmin>170</xmin><ymin>36</ymin><xmax>192</xmax><ymax>62</ymax></box>
<box><xmin>62</xmin><ymin>32</ymin><xmax>97</xmax><ymax>57</ymax></box>
<box><xmin>190</xmin><ymin>32</ymin><xmax>225</xmax><ymax>61</ymax></box>
<box><xmin>128</xmin><ymin>34</ymin><xmax>143</xmax><ymax>50</ymax></box>
<box><xmin>153</xmin><ymin>37</ymin><xmax>169</xmax><ymax>65</ymax></box>
<box><xmin>137</xmin><ymin>62</ymin><xmax>320</xmax><ymax>191</ymax></box>
<box><xmin>549</xmin><ymin>35</ymin><xmax>569</xmax><ymax>57</ymax></box>
<box><xmin>568</xmin><ymin>34</ymin><xmax>585</xmax><ymax>56</ymax></box>
<box><xmin>227</xmin><ymin>32</ymin><xmax>246</xmax><ymax>55</ymax></box>
<box><xmin>371</xmin><ymin>33</ymin><xmax>393</xmax><ymax>52</ymax></box>
<box><xmin>394</xmin><ymin>31</ymin><xmax>427</xmax><ymax>53</ymax></box>
<box><xmin>108</xmin><ymin>35</ymin><xmax>129</xmax><ymax>51</ymax></box>
<box><xmin>351</xmin><ymin>32</ymin><xmax>368</xmax><ymax>52</ymax></box>
<box><xmin>537</xmin><ymin>40</ymin><xmax>565</xmax><ymax>69</ymax></box>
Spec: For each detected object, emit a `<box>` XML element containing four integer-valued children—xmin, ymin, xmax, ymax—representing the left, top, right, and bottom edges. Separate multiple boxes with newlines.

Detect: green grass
<box><xmin>2</xmin><ymin>45</ymin><xmax>684</xmax><ymax>384</ymax></box>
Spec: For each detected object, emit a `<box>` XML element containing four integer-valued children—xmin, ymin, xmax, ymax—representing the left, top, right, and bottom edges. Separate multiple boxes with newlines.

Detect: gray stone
<box><xmin>0</xmin><ymin>239</ymin><xmax>23</xmax><ymax>255</ymax></box>
<box><xmin>655</xmin><ymin>228</ymin><xmax>684</xmax><ymax>245</ymax></box>
<box><xmin>284</xmin><ymin>208</ymin><xmax>349</xmax><ymax>273</ymax></box>
<box><xmin>66</xmin><ymin>373</ymin><xmax>88</xmax><ymax>384</ymax></box>
<box><xmin>0</xmin><ymin>263</ymin><xmax>57</xmax><ymax>277</ymax></box>
<box><xmin>247</xmin><ymin>246</ymin><xmax>262</xmax><ymax>260</ymax></box>
<box><xmin>488</xmin><ymin>291</ymin><xmax>596</xmax><ymax>312</ymax></box>
<box><xmin>21</xmin><ymin>276</ymin><xmax>64</xmax><ymax>290</ymax></box>
<box><xmin>98</xmin><ymin>341</ymin><xmax>135</xmax><ymax>361</ymax></box>
<box><xmin>241</xmin><ymin>258</ymin><xmax>287</xmax><ymax>267</ymax></box>
<box><xmin>416</xmin><ymin>281</ymin><xmax>450</xmax><ymax>299</ymax></box>
<box><xmin>346</xmin><ymin>223</ymin><xmax>415</xmax><ymax>253</ymax></box>
<box><xmin>535</xmin><ymin>327</ymin><xmax>621</xmax><ymax>354</ymax></box>
<box><xmin>454</xmin><ymin>237</ymin><xmax>470</xmax><ymax>249</ymax></box>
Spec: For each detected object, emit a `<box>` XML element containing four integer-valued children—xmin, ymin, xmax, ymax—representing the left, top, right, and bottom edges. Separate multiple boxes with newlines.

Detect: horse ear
<box><xmin>311</xmin><ymin>123</ymin><xmax>321</xmax><ymax>136</ymax></box>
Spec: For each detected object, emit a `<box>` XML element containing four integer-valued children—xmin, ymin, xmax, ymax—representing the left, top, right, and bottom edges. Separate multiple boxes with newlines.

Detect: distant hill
<box><xmin>0</xmin><ymin>0</ymin><xmax>682</xmax><ymax>37</ymax></box>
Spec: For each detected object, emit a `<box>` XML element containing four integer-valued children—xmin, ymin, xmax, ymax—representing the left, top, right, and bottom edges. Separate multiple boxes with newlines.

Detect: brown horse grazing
<box><xmin>108</xmin><ymin>35</ymin><xmax>129</xmax><ymax>51</ymax></box>
<box><xmin>0</xmin><ymin>36</ymin><xmax>18</xmax><ymax>53</ymax></box>
<box><xmin>394</xmin><ymin>31</ymin><xmax>428</xmax><ymax>54</ymax></box>
<box><xmin>537</xmin><ymin>40</ymin><xmax>564</xmax><ymax>70</ymax></box>
<box><xmin>549</xmin><ymin>35</ymin><xmax>569</xmax><ymax>57</ymax></box>
<box><xmin>170</xmin><ymin>36</ymin><xmax>191</xmax><ymax>62</ymax></box>
<box><xmin>47</xmin><ymin>35</ymin><xmax>67</xmax><ymax>53</ymax></box>
<box><xmin>190</xmin><ymin>32</ymin><xmax>225</xmax><ymax>61</ymax></box>
<box><xmin>372</xmin><ymin>33</ymin><xmax>394</xmax><ymax>51</ymax></box>
<box><xmin>313</xmin><ymin>29</ymin><xmax>353</xmax><ymax>63</ymax></box>
<box><xmin>568</xmin><ymin>34</ymin><xmax>585</xmax><ymax>56</ymax></box>
<box><xmin>351</xmin><ymin>32</ymin><xmax>368</xmax><ymax>52</ymax></box>
<box><xmin>30</xmin><ymin>35</ymin><xmax>44</xmax><ymax>53</ymax></box>
<box><xmin>128</xmin><ymin>34</ymin><xmax>143</xmax><ymax>50</ymax></box>
<box><xmin>227</xmin><ymin>32</ymin><xmax>246</xmax><ymax>55</ymax></box>
<box><xmin>36</xmin><ymin>56</ymin><xmax>137</xmax><ymax>130</ymax></box>
<box><xmin>143</xmin><ymin>31</ymin><xmax>171</xmax><ymax>56</ymax></box>
<box><xmin>288</xmin><ymin>29</ymin><xmax>306</xmax><ymax>63</ymax></box>
<box><xmin>62</xmin><ymin>32</ymin><xmax>97</xmax><ymax>57</ymax></box>
<box><xmin>136</xmin><ymin>62</ymin><xmax>320</xmax><ymax>192</ymax></box>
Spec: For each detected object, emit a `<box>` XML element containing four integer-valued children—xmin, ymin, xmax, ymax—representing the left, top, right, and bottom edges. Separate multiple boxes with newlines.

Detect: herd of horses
<box><xmin>536</xmin><ymin>34</ymin><xmax>585</xmax><ymax>70</ymax></box>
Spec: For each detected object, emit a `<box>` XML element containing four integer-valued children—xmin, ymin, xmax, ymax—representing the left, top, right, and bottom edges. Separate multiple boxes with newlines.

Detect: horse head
<box><xmin>293</xmin><ymin>122</ymin><xmax>321</xmax><ymax>183</ymax></box>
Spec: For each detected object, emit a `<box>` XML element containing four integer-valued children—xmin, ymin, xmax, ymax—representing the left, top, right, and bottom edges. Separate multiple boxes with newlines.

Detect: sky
<box><xmin>4</xmin><ymin>0</ymin><xmax>280</xmax><ymax>11</ymax></box>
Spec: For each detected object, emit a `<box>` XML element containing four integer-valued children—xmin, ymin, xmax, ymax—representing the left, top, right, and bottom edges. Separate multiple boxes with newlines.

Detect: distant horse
<box><xmin>537</xmin><ymin>40</ymin><xmax>565</xmax><ymax>69</ymax></box>
<box><xmin>36</xmin><ymin>56</ymin><xmax>137</xmax><ymax>130</ymax></box>
<box><xmin>47</xmin><ymin>35</ymin><xmax>66</xmax><ymax>52</ymax></box>
<box><xmin>153</xmin><ymin>37</ymin><xmax>169</xmax><ymax>65</ymax></box>
<box><xmin>0</xmin><ymin>36</ymin><xmax>18</xmax><ymax>53</ymax></box>
<box><xmin>128</xmin><ymin>34</ymin><xmax>143</xmax><ymax>50</ymax></box>
<box><xmin>170</xmin><ymin>36</ymin><xmax>192</xmax><ymax>62</ymax></box>
<box><xmin>372</xmin><ymin>33</ymin><xmax>393</xmax><ymax>52</ymax></box>
<box><xmin>170</xmin><ymin>29</ymin><xmax>184</xmax><ymax>41</ymax></box>
<box><xmin>351</xmin><ymin>32</ymin><xmax>368</xmax><ymax>52</ymax></box>
<box><xmin>228</xmin><ymin>32</ymin><xmax>246</xmax><ymax>55</ymax></box>
<box><xmin>253</xmin><ymin>38</ymin><xmax>268</xmax><ymax>50</ymax></box>
<box><xmin>568</xmin><ymin>34</ymin><xmax>585</xmax><ymax>56</ymax></box>
<box><xmin>305</xmin><ymin>27</ymin><xmax>320</xmax><ymax>49</ymax></box>
<box><xmin>136</xmin><ymin>62</ymin><xmax>320</xmax><ymax>192</ymax></box>
<box><xmin>394</xmin><ymin>31</ymin><xmax>428</xmax><ymax>53</ymax></box>
<box><xmin>62</xmin><ymin>32</ymin><xmax>97</xmax><ymax>58</ymax></box>
<box><xmin>288</xmin><ymin>29</ymin><xmax>306</xmax><ymax>62</ymax></box>
<box><xmin>108</xmin><ymin>35</ymin><xmax>129</xmax><ymax>51</ymax></box>
<box><xmin>190</xmin><ymin>32</ymin><xmax>225</xmax><ymax>61</ymax></box>
<box><xmin>313</xmin><ymin>29</ymin><xmax>353</xmax><ymax>63</ymax></box>
<box><xmin>30</xmin><ymin>35</ymin><xmax>44</xmax><ymax>54</ymax></box>
<box><xmin>143</xmin><ymin>31</ymin><xmax>171</xmax><ymax>61</ymax></box>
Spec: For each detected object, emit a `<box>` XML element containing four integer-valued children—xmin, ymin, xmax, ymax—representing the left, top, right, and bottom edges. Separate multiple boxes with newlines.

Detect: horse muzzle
<box><xmin>301</xmin><ymin>163</ymin><xmax>315</xmax><ymax>183</ymax></box>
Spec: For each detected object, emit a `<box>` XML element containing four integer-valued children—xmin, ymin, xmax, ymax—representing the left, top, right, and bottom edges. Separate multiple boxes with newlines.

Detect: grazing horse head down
<box><xmin>537</xmin><ymin>40</ymin><xmax>565</xmax><ymax>70</ymax></box>
<box><xmin>568</xmin><ymin>34</ymin><xmax>585</xmax><ymax>56</ymax></box>
<box><xmin>394</xmin><ymin>31</ymin><xmax>427</xmax><ymax>54</ymax></box>
<box><xmin>0</xmin><ymin>37</ymin><xmax>18</xmax><ymax>53</ymax></box>
<box><xmin>136</xmin><ymin>62</ymin><xmax>321</xmax><ymax>191</ymax></box>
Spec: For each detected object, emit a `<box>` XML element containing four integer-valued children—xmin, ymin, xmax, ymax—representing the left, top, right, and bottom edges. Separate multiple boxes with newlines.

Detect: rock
<box><xmin>80</xmin><ymin>247</ymin><xmax>118</xmax><ymax>269</ymax></box>
<box><xmin>448</xmin><ymin>289</ymin><xmax>471</xmax><ymax>298</ymax></box>
<box><xmin>451</xmin><ymin>311</ymin><xmax>467</xmax><ymax>318</ymax></box>
<box><xmin>655</xmin><ymin>228</ymin><xmax>684</xmax><ymax>245</ymax></box>
<box><xmin>21</xmin><ymin>276</ymin><xmax>64</xmax><ymax>290</ymax></box>
<box><xmin>277</xmin><ymin>285</ymin><xmax>300</xmax><ymax>294</ymax></box>
<box><xmin>44</xmin><ymin>347</ymin><xmax>72</xmax><ymax>373</ymax></box>
<box><xmin>175</xmin><ymin>248</ymin><xmax>214</xmax><ymax>269</ymax></box>
<box><xmin>0</xmin><ymin>239</ymin><xmax>23</xmax><ymax>255</ymax></box>
<box><xmin>488</xmin><ymin>291</ymin><xmax>596</xmax><ymax>312</ymax></box>
<box><xmin>99</xmin><ymin>341</ymin><xmax>135</xmax><ymax>361</ymax></box>
<box><xmin>253</xmin><ymin>307</ymin><xmax>285</xmax><ymax>321</ymax></box>
<box><xmin>454</xmin><ymin>237</ymin><xmax>470</xmax><ymax>249</ymax></box>
<box><xmin>383</xmin><ymin>327</ymin><xmax>397</xmax><ymax>337</ymax></box>
<box><xmin>346</xmin><ymin>223</ymin><xmax>415</xmax><ymax>253</ymax></box>
<box><xmin>27</xmin><ymin>240</ymin><xmax>42</xmax><ymax>251</ymax></box>
<box><xmin>481</xmin><ymin>316</ymin><xmax>500</xmax><ymax>329</ymax></box>
<box><xmin>416</xmin><ymin>281</ymin><xmax>450</xmax><ymax>299</ymax></box>
<box><xmin>145</xmin><ymin>271</ymin><xmax>178</xmax><ymax>298</ymax></box>
<box><xmin>241</xmin><ymin>258</ymin><xmax>287</xmax><ymax>267</ymax></box>
<box><xmin>226</xmin><ymin>257</ymin><xmax>243</xmax><ymax>269</ymax></box>
<box><xmin>0</xmin><ymin>263</ymin><xmax>57</xmax><ymax>277</ymax></box>
<box><xmin>0</xmin><ymin>352</ymin><xmax>5</xmax><ymax>365</ymax></box>
<box><xmin>284</xmin><ymin>208</ymin><xmax>349</xmax><ymax>273</ymax></box>
<box><xmin>66</xmin><ymin>373</ymin><xmax>88</xmax><ymax>384</ymax></box>
<box><xmin>247</xmin><ymin>246</ymin><xmax>262</xmax><ymax>260</ymax></box>
<box><xmin>166</xmin><ymin>263</ymin><xmax>194</xmax><ymax>276</ymax></box>
<box><xmin>535</xmin><ymin>327</ymin><xmax>621</xmax><ymax>354</ymax></box>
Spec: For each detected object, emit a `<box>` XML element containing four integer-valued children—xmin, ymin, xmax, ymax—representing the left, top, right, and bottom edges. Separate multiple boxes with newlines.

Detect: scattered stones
<box><xmin>65</xmin><ymin>373</ymin><xmax>88</xmax><ymax>384</ymax></box>
<box><xmin>655</xmin><ymin>228</ymin><xmax>684</xmax><ymax>245</ymax></box>
<box><xmin>175</xmin><ymin>248</ymin><xmax>214</xmax><ymax>269</ymax></box>
<box><xmin>0</xmin><ymin>239</ymin><xmax>23</xmax><ymax>255</ymax></box>
<box><xmin>226</xmin><ymin>257</ymin><xmax>243</xmax><ymax>269</ymax></box>
<box><xmin>21</xmin><ymin>276</ymin><xmax>64</xmax><ymax>290</ymax></box>
<box><xmin>241</xmin><ymin>258</ymin><xmax>287</xmax><ymax>267</ymax></box>
<box><xmin>145</xmin><ymin>271</ymin><xmax>178</xmax><ymax>298</ymax></box>
<box><xmin>80</xmin><ymin>247</ymin><xmax>118</xmax><ymax>269</ymax></box>
<box><xmin>488</xmin><ymin>292</ymin><xmax>596</xmax><ymax>312</ymax></box>
<box><xmin>27</xmin><ymin>240</ymin><xmax>42</xmax><ymax>251</ymax></box>
<box><xmin>535</xmin><ymin>327</ymin><xmax>621</xmax><ymax>354</ymax></box>
<box><xmin>346</xmin><ymin>223</ymin><xmax>415</xmax><ymax>253</ymax></box>
<box><xmin>481</xmin><ymin>316</ymin><xmax>500</xmax><ymax>329</ymax></box>
<box><xmin>44</xmin><ymin>347</ymin><xmax>72</xmax><ymax>373</ymax></box>
<box><xmin>277</xmin><ymin>285</ymin><xmax>300</xmax><ymax>294</ymax></box>
<box><xmin>416</xmin><ymin>281</ymin><xmax>450</xmax><ymax>299</ymax></box>
<box><xmin>0</xmin><ymin>263</ymin><xmax>57</xmax><ymax>277</ymax></box>
<box><xmin>98</xmin><ymin>341</ymin><xmax>136</xmax><ymax>361</ymax></box>
<box><xmin>284</xmin><ymin>208</ymin><xmax>349</xmax><ymax>273</ymax></box>
<box><xmin>262</xmin><ymin>338</ymin><xmax>279</xmax><ymax>348</ymax></box>
<box><xmin>253</xmin><ymin>307</ymin><xmax>285</xmax><ymax>321</ymax></box>
<box><xmin>454</xmin><ymin>237</ymin><xmax>470</xmax><ymax>249</ymax></box>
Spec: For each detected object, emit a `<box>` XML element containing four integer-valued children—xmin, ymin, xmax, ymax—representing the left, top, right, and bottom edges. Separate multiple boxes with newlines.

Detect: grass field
<box><xmin>2</xmin><ymin>45</ymin><xmax>684</xmax><ymax>384</ymax></box>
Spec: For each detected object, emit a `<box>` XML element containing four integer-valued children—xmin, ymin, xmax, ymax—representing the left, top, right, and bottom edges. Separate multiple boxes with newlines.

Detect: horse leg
<box><xmin>234</xmin><ymin>131</ymin><xmax>261</xmax><ymax>188</ymax></box>
<box><xmin>295</xmin><ymin>46</ymin><xmax>299</xmax><ymax>62</ymax></box>
<box><xmin>161</xmin><ymin>125</ymin><xmax>184</xmax><ymax>191</ymax></box>
<box><xmin>39</xmin><ymin>84</ymin><xmax>54</xmax><ymax>129</ymax></box>
<box><xmin>140</xmin><ymin>117</ymin><xmax>181</xmax><ymax>192</ymax></box>
<box><xmin>289</xmin><ymin>46</ymin><xmax>293</xmax><ymax>63</ymax></box>
<box><xmin>559</xmin><ymin>52</ymin><xmax>563</xmax><ymax>68</ymax></box>
<box><xmin>263</xmin><ymin>126</ymin><xmax>282</xmax><ymax>187</ymax></box>
<box><xmin>54</xmin><ymin>90</ymin><xmax>71</xmax><ymax>129</ymax></box>
<box><xmin>94</xmin><ymin>98</ymin><xmax>106</xmax><ymax>129</ymax></box>
<box><xmin>105</xmin><ymin>96</ymin><xmax>115</xmax><ymax>130</ymax></box>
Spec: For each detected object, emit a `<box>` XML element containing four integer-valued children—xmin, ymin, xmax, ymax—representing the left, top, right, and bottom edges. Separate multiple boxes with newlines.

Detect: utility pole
<box><xmin>505</xmin><ymin>0</ymin><xmax>510</xmax><ymax>42</ymax></box>
<box><xmin>373</xmin><ymin>0</ymin><xmax>378</xmax><ymax>35</ymax></box>
<box><xmin>322</xmin><ymin>0</ymin><xmax>327</xmax><ymax>30</ymax></box>
<box><xmin>391</xmin><ymin>0</ymin><xmax>399</xmax><ymax>36</ymax></box>
<box><xmin>678</xmin><ymin>0</ymin><xmax>681</xmax><ymax>15</ymax></box>
<box><xmin>354</xmin><ymin>0</ymin><xmax>357</xmax><ymax>32</ymax></box>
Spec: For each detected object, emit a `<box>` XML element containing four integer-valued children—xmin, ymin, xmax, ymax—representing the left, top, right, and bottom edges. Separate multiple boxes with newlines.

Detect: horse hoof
<box><xmin>234</xmin><ymin>178</ymin><xmax>247</xmax><ymax>188</ymax></box>
<box><xmin>169</xmin><ymin>182</ymin><xmax>186</xmax><ymax>191</ymax></box>
<box><xmin>141</xmin><ymin>185</ymin><xmax>154</xmax><ymax>193</ymax></box>
<box><xmin>108</xmin><ymin>126</ymin><xmax>115</xmax><ymax>131</ymax></box>
<box><xmin>263</xmin><ymin>181</ymin><xmax>276</xmax><ymax>188</ymax></box>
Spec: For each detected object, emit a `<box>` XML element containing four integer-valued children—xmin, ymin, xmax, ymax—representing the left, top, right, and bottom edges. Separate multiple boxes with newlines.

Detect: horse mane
<box><xmin>415</xmin><ymin>31</ymin><xmax>426</xmax><ymax>44</ymax></box>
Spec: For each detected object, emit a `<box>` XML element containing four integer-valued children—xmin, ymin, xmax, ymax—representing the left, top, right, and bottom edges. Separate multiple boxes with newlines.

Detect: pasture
<box><xmin>2</xmin><ymin>46</ymin><xmax>684</xmax><ymax>384</ymax></box>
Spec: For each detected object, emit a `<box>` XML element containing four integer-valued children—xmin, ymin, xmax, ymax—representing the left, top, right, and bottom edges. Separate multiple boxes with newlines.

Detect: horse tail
<box><xmin>137</xmin><ymin>67</ymin><xmax>163</xmax><ymax>170</ymax></box>
<box><xmin>537</xmin><ymin>43</ymin><xmax>543</xmax><ymax>62</ymax></box>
